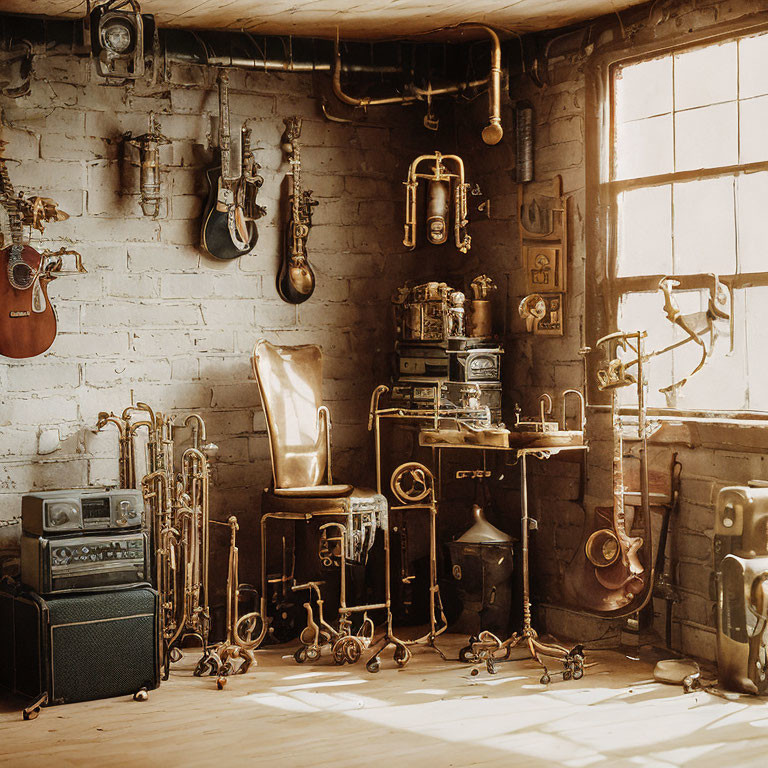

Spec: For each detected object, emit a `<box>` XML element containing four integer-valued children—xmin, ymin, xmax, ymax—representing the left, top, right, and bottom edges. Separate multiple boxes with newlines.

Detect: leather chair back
<box><xmin>252</xmin><ymin>339</ymin><xmax>327</xmax><ymax>490</ymax></box>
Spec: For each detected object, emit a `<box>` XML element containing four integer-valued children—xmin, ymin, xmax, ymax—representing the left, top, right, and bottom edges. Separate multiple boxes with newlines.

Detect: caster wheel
<box><xmin>393</xmin><ymin>645</ymin><xmax>411</xmax><ymax>668</ymax></box>
<box><xmin>133</xmin><ymin>688</ymin><xmax>149</xmax><ymax>702</ymax></box>
<box><xmin>294</xmin><ymin>647</ymin><xmax>308</xmax><ymax>664</ymax></box>
<box><xmin>573</xmin><ymin>667</ymin><xmax>584</xmax><ymax>681</ymax></box>
<box><xmin>217</xmin><ymin>676</ymin><xmax>227</xmax><ymax>690</ymax></box>
<box><xmin>332</xmin><ymin>642</ymin><xmax>346</xmax><ymax>666</ymax></box>
<box><xmin>23</xmin><ymin>706</ymin><xmax>41</xmax><ymax>721</ymax></box>
<box><xmin>539</xmin><ymin>673</ymin><xmax>551</xmax><ymax>685</ymax></box>
<box><xmin>487</xmin><ymin>659</ymin><xmax>498</xmax><ymax>675</ymax></box>
<box><xmin>193</xmin><ymin>659</ymin><xmax>207</xmax><ymax>677</ymax></box>
<box><xmin>366</xmin><ymin>656</ymin><xmax>381</xmax><ymax>674</ymax></box>
<box><xmin>344</xmin><ymin>639</ymin><xmax>362</xmax><ymax>665</ymax></box>
<box><xmin>459</xmin><ymin>645</ymin><xmax>476</xmax><ymax>663</ymax></box>
<box><xmin>470</xmin><ymin>667</ymin><xmax>479</xmax><ymax>677</ymax></box>
<box><xmin>305</xmin><ymin>646</ymin><xmax>320</xmax><ymax>662</ymax></box>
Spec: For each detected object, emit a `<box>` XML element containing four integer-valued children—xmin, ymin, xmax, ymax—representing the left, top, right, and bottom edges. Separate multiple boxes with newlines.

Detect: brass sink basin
<box><xmin>507</xmin><ymin>429</ymin><xmax>584</xmax><ymax>450</ymax></box>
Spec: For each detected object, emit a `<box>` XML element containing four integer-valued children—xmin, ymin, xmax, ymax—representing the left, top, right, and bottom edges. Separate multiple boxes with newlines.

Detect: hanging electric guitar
<box><xmin>200</xmin><ymin>70</ymin><xmax>265</xmax><ymax>260</ymax></box>
<box><xmin>0</xmin><ymin>154</ymin><xmax>57</xmax><ymax>359</ymax></box>
<box><xmin>278</xmin><ymin>117</ymin><xmax>318</xmax><ymax>304</ymax></box>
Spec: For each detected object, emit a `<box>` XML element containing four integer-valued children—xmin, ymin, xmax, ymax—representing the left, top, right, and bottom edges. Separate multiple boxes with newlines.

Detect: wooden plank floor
<box><xmin>2</xmin><ymin>635</ymin><xmax>768</xmax><ymax>768</ymax></box>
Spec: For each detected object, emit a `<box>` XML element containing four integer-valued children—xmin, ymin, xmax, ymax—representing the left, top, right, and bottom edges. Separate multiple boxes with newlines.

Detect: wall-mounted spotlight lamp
<box><xmin>87</xmin><ymin>0</ymin><xmax>150</xmax><ymax>80</ymax></box>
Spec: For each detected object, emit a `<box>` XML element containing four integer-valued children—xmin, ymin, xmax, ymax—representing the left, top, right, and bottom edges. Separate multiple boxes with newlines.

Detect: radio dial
<box><xmin>50</xmin><ymin>509</ymin><xmax>69</xmax><ymax>526</ymax></box>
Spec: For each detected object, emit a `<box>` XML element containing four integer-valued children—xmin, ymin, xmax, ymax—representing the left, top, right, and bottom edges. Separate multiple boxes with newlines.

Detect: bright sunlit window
<box><xmin>610</xmin><ymin>33</ymin><xmax>768</xmax><ymax>413</ymax></box>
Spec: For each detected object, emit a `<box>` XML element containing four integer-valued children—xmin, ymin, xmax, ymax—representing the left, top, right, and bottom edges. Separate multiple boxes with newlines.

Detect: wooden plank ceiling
<box><xmin>5</xmin><ymin>0</ymin><xmax>649</xmax><ymax>39</ymax></box>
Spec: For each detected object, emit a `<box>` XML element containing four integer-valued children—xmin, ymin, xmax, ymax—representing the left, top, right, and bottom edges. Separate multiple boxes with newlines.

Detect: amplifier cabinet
<box><xmin>21</xmin><ymin>531</ymin><xmax>149</xmax><ymax>595</ymax></box>
<box><xmin>0</xmin><ymin>586</ymin><xmax>160</xmax><ymax>705</ymax></box>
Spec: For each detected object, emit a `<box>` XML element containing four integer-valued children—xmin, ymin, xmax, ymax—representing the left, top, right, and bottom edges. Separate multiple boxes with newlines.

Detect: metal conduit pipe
<box><xmin>332</xmin><ymin>41</ymin><xmax>420</xmax><ymax>107</ymax></box>
<box><xmin>331</xmin><ymin>24</ymin><xmax>503</xmax><ymax>145</ymax></box>
<box><xmin>204</xmin><ymin>56</ymin><xmax>403</xmax><ymax>74</ymax></box>
<box><xmin>459</xmin><ymin>24</ymin><xmax>503</xmax><ymax>145</ymax></box>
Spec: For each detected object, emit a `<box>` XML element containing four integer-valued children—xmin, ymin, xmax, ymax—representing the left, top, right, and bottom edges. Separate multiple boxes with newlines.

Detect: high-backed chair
<box><xmin>247</xmin><ymin>339</ymin><xmax>387</xmax><ymax>653</ymax></box>
<box><xmin>253</xmin><ymin>339</ymin><xmax>352</xmax><ymax>501</ymax></box>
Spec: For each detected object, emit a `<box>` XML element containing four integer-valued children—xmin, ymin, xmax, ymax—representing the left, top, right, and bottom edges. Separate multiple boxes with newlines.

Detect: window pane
<box><xmin>617</xmin><ymin>291</ymin><xmax>674</xmax><ymax>408</ymax></box>
<box><xmin>673</xmin><ymin>176</ymin><xmax>736</xmax><ymax>274</ymax></box>
<box><xmin>739</xmin><ymin>33</ymin><xmax>768</xmax><ymax>99</ymax></box>
<box><xmin>675</xmin><ymin>102</ymin><xmax>738</xmax><ymax>171</ymax></box>
<box><xmin>674</xmin><ymin>41</ymin><xmax>737</xmax><ymax>110</ymax></box>
<box><xmin>747</xmin><ymin>287</ymin><xmax>768</xmax><ymax>411</ymax></box>
<box><xmin>615</xmin><ymin>114</ymin><xmax>673</xmax><ymax>180</ymax></box>
<box><xmin>740</xmin><ymin>95</ymin><xmax>768</xmax><ymax>164</ymax></box>
<box><xmin>737</xmin><ymin>172</ymin><xmax>768</xmax><ymax>273</ymax></box>
<box><xmin>615</xmin><ymin>56</ymin><xmax>673</xmax><ymax>122</ymax></box>
<box><xmin>617</xmin><ymin>185</ymin><xmax>672</xmax><ymax>277</ymax></box>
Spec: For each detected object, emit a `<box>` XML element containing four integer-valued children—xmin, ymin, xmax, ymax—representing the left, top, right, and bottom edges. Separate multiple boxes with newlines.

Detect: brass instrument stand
<box><xmin>235</xmin><ymin>507</ymin><xmax>392</xmax><ymax>670</ymax></box>
<box><xmin>200</xmin><ymin>516</ymin><xmax>257</xmax><ymax>678</ymax></box>
<box><xmin>367</xmin><ymin>385</ymin><xmax>486</xmax><ymax>670</ymax></box>
<box><xmin>457</xmin><ymin>446</ymin><xmax>588</xmax><ymax>682</ymax></box>
<box><xmin>388</xmin><ymin>462</ymin><xmax>448</xmax><ymax>661</ymax></box>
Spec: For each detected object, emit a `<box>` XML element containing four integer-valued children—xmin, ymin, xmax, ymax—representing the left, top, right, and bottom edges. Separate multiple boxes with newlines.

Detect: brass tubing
<box><xmin>331</xmin><ymin>25</ymin><xmax>503</xmax><ymax>145</ymax></box>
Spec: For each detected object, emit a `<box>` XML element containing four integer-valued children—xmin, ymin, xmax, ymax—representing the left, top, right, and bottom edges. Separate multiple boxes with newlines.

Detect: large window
<box><xmin>608</xmin><ymin>32</ymin><xmax>768</xmax><ymax>413</ymax></box>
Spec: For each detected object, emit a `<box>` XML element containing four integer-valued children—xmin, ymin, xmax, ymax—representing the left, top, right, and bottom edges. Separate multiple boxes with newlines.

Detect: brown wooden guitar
<box><xmin>0</xmin><ymin>155</ymin><xmax>57</xmax><ymax>359</ymax></box>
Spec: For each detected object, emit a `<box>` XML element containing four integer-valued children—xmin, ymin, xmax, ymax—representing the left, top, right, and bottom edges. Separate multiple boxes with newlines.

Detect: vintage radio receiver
<box><xmin>449</xmin><ymin>346</ymin><xmax>503</xmax><ymax>382</ymax></box>
<box><xmin>396</xmin><ymin>342</ymin><xmax>450</xmax><ymax>378</ymax></box>
<box><xmin>21</xmin><ymin>531</ymin><xmax>148</xmax><ymax>595</ymax></box>
<box><xmin>22</xmin><ymin>488</ymin><xmax>144</xmax><ymax>536</ymax></box>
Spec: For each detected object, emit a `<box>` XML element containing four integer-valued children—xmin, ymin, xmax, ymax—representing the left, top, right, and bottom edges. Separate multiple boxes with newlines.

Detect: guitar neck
<box><xmin>218</xmin><ymin>71</ymin><xmax>236</xmax><ymax>185</ymax></box>
<box><xmin>0</xmin><ymin>157</ymin><xmax>22</xmax><ymax>246</ymax></box>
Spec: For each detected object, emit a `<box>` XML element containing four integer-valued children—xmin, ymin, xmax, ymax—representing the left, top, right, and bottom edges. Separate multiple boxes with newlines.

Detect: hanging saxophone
<box><xmin>278</xmin><ymin>116</ymin><xmax>319</xmax><ymax>304</ymax></box>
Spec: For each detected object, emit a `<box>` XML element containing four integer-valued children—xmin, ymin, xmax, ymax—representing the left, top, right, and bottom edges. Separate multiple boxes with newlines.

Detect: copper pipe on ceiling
<box><xmin>331</xmin><ymin>23</ymin><xmax>503</xmax><ymax>145</ymax></box>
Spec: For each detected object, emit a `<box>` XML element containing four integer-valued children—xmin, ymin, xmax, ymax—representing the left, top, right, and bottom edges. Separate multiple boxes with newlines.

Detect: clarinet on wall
<box><xmin>278</xmin><ymin>116</ymin><xmax>318</xmax><ymax>304</ymax></box>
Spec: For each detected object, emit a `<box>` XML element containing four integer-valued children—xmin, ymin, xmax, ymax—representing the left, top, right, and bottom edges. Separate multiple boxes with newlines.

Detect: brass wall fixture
<box><xmin>332</xmin><ymin>24</ymin><xmax>503</xmax><ymax>145</ymax></box>
<box><xmin>124</xmin><ymin>113</ymin><xmax>171</xmax><ymax>218</ymax></box>
<box><xmin>404</xmin><ymin>152</ymin><xmax>470</xmax><ymax>253</ymax></box>
<box><xmin>518</xmin><ymin>175</ymin><xmax>568</xmax><ymax>336</ymax></box>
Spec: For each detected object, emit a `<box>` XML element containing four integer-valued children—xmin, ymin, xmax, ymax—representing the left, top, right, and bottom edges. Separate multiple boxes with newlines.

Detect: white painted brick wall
<box><xmin>0</xmin><ymin>56</ymin><xmax>432</xmax><ymax>580</ymax></box>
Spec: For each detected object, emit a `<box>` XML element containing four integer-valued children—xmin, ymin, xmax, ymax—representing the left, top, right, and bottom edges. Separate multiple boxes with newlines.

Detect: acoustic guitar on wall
<box><xmin>200</xmin><ymin>70</ymin><xmax>266</xmax><ymax>260</ymax></box>
<box><xmin>0</xmin><ymin>147</ymin><xmax>84</xmax><ymax>359</ymax></box>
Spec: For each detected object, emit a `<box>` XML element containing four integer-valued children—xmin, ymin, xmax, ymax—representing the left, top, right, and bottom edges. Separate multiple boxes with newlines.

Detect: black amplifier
<box><xmin>0</xmin><ymin>585</ymin><xmax>160</xmax><ymax>706</ymax></box>
<box><xmin>22</xmin><ymin>488</ymin><xmax>144</xmax><ymax>536</ymax></box>
<box><xmin>21</xmin><ymin>531</ymin><xmax>149</xmax><ymax>595</ymax></box>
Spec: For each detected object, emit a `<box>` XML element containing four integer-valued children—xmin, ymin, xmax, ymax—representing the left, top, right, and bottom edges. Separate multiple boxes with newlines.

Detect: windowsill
<box><xmin>586</xmin><ymin>403</ymin><xmax>768</xmax><ymax>425</ymax></box>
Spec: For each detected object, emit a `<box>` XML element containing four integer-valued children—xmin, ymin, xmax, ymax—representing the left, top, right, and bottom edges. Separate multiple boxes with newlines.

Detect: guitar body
<box><xmin>0</xmin><ymin>244</ymin><xmax>57</xmax><ymax>359</ymax></box>
<box><xmin>277</xmin><ymin>220</ymin><xmax>316</xmax><ymax>304</ymax></box>
<box><xmin>200</xmin><ymin>167</ymin><xmax>257</xmax><ymax>261</ymax></box>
